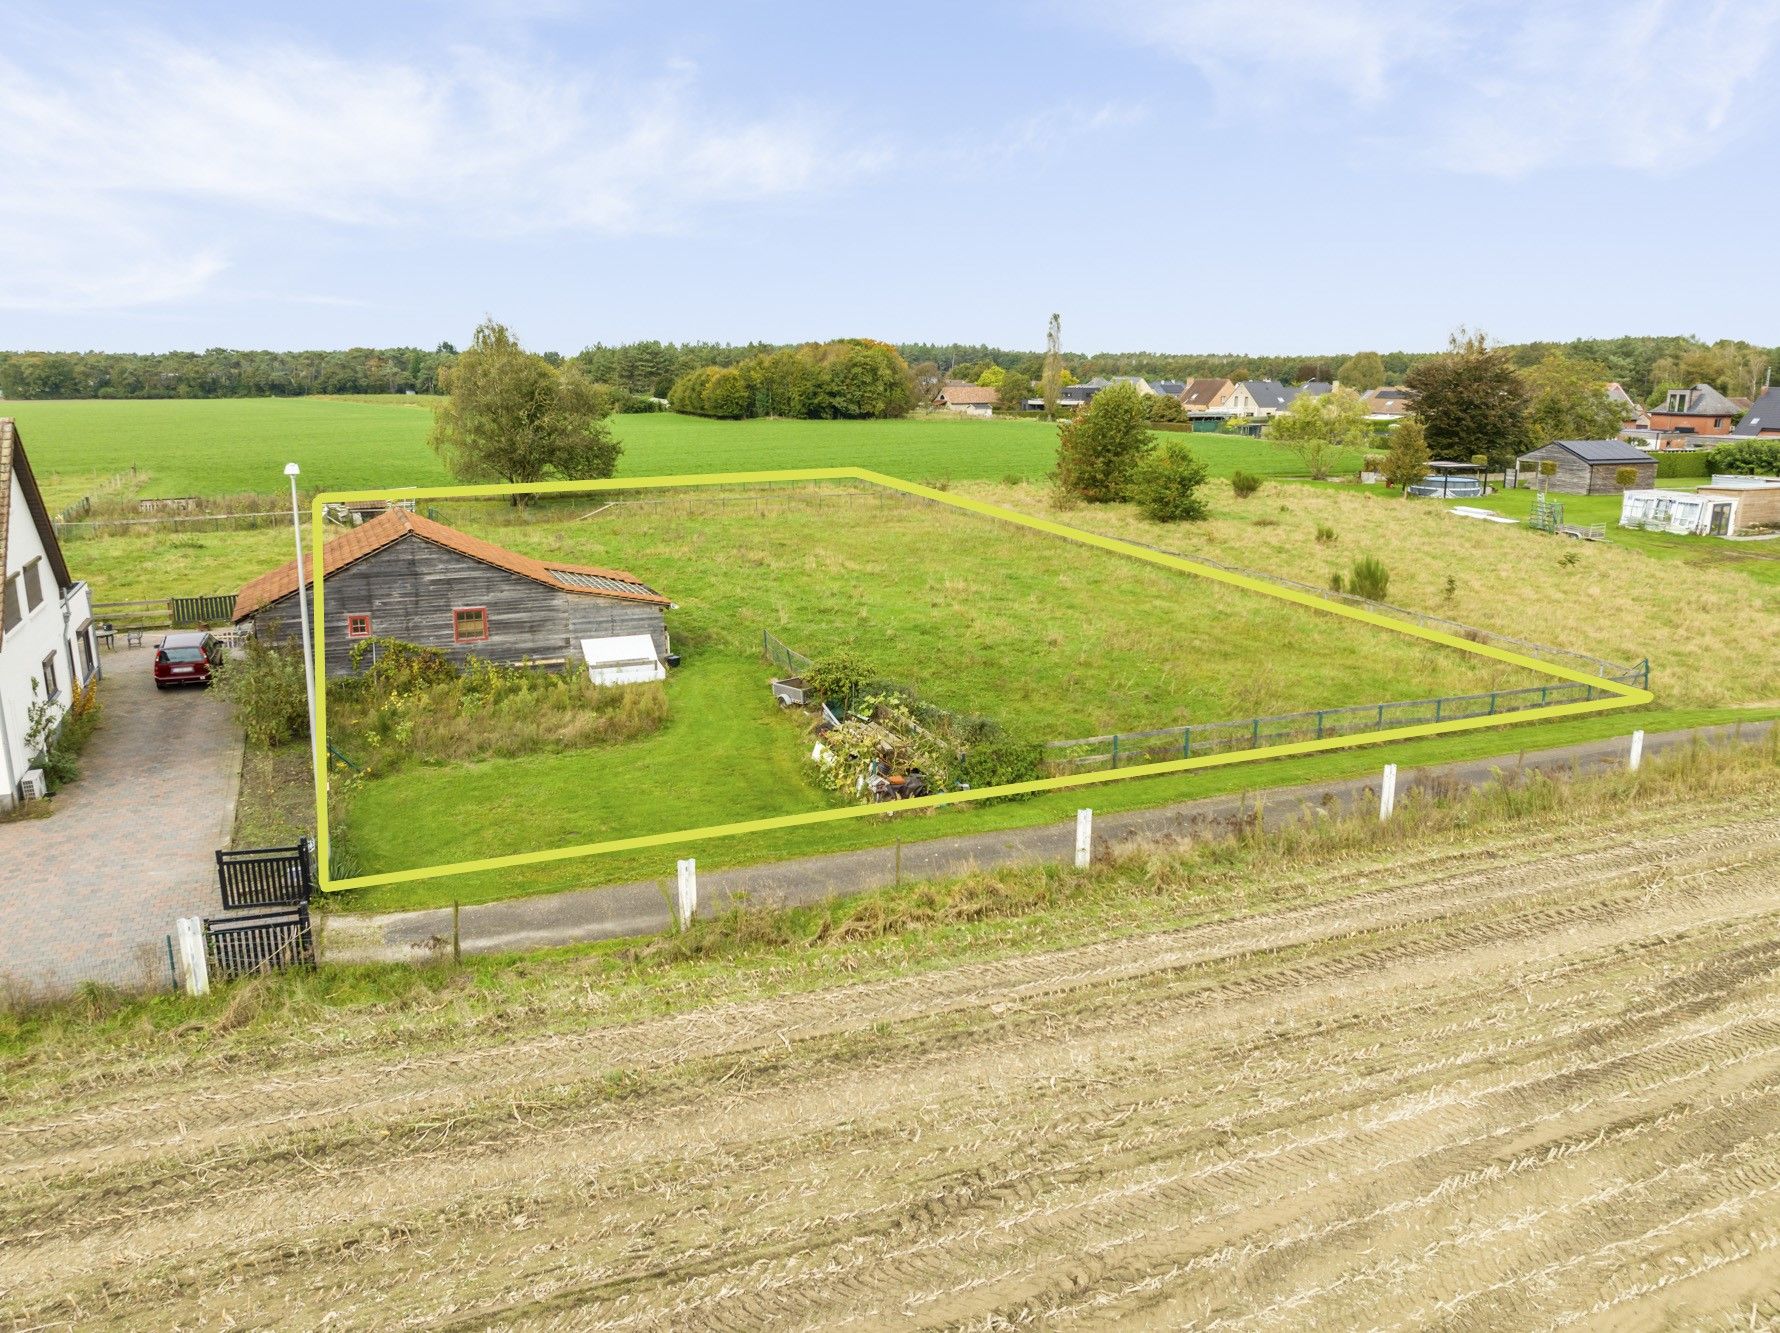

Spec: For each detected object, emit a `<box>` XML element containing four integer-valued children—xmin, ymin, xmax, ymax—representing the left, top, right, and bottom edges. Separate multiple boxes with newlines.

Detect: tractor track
<box><xmin>3</xmin><ymin>802</ymin><xmax>1780</xmax><ymax>1328</ymax></box>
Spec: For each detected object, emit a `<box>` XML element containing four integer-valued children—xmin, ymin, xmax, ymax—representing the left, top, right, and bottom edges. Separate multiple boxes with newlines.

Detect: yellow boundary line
<box><xmin>310</xmin><ymin>468</ymin><xmax>1652</xmax><ymax>891</ymax></box>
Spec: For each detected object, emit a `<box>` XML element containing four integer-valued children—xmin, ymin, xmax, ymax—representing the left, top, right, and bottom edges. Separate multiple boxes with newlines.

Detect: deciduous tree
<box><xmin>1263</xmin><ymin>386</ymin><xmax>1369</xmax><ymax>480</ymax></box>
<box><xmin>429</xmin><ymin>319</ymin><xmax>620</xmax><ymax>494</ymax></box>
<box><xmin>1055</xmin><ymin>382</ymin><xmax>1152</xmax><ymax>503</ymax></box>
<box><xmin>1336</xmin><ymin>351</ymin><xmax>1387</xmax><ymax>392</ymax></box>
<box><xmin>1523</xmin><ymin>353</ymin><xmax>1624</xmax><ymax>444</ymax></box>
<box><xmin>1403</xmin><ymin>328</ymin><xmax>1531</xmax><ymax>469</ymax></box>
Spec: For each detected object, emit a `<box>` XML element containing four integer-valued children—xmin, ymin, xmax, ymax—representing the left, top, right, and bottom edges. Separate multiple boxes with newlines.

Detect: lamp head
<box><xmin>284</xmin><ymin>462</ymin><xmax>300</xmax><ymax>477</ymax></box>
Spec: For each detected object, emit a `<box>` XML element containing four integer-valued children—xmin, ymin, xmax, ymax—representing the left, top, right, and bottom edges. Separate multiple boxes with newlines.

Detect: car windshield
<box><xmin>162</xmin><ymin>647</ymin><xmax>206</xmax><ymax>662</ymax></box>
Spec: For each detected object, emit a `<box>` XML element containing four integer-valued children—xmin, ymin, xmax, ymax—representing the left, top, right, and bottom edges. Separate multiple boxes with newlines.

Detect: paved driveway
<box><xmin>0</xmin><ymin>648</ymin><xmax>243</xmax><ymax>998</ymax></box>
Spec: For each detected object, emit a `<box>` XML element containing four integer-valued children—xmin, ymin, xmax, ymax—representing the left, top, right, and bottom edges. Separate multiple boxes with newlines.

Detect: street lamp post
<box><xmin>285</xmin><ymin>463</ymin><xmax>322</xmax><ymax>833</ymax></box>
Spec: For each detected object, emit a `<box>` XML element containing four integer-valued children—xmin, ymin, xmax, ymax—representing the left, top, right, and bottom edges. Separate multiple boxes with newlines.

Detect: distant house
<box><xmin>233</xmin><ymin>510</ymin><xmax>672</xmax><ymax>679</ymax></box>
<box><xmin>1225</xmin><ymin>380</ymin><xmax>1295</xmax><ymax>417</ymax></box>
<box><xmin>1620</xmin><ymin>475</ymin><xmax>1780</xmax><ymax>537</ymax></box>
<box><xmin>1180</xmin><ymin>378</ymin><xmax>1235</xmax><ymax>412</ymax></box>
<box><xmin>1729</xmin><ymin>386</ymin><xmax>1780</xmax><ymax>437</ymax></box>
<box><xmin>1</xmin><ymin>420</ymin><xmax>99</xmax><ymax>807</ymax></box>
<box><xmin>1148</xmin><ymin>380</ymin><xmax>1186</xmax><ymax>397</ymax></box>
<box><xmin>1296</xmin><ymin>380</ymin><xmax>1334</xmax><ymax>399</ymax></box>
<box><xmin>1516</xmin><ymin>439</ymin><xmax>1657</xmax><ymax>495</ymax></box>
<box><xmin>1361</xmin><ymin>386</ymin><xmax>1413</xmax><ymax>420</ymax></box>
<box><xmin>936</xmin><ymin>382</ymin><xmax>998</xmax><ymax>417</ymax></box>
<box><xmin>1647</xmin><ymin>383</ymin><xmax>1740</xmax><ymax>438</ymax></box>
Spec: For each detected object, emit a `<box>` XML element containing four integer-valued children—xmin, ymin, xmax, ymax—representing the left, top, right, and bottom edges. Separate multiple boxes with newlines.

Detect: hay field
<box><xmin>1</xmin><ymin>396</ymin><xmax>1332</xmax><ymax>504</ymax></box>
<box><xmin>7</xmin><ymin>751</ymin><xmax>1780</xmax><ymax>1327</ymax></box>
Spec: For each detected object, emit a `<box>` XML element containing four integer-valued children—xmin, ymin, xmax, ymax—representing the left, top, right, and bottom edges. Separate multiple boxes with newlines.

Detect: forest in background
<box><xmin>2</xmin><ymin>333</ymin><xmax>1773</xmax><ymax>407</ymax></box>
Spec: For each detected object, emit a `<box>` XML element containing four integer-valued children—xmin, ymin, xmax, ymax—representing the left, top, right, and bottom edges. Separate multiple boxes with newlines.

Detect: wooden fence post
<box><xmin>175</xmin><ymin>917</ymin><xmax>210</xmax><ymax>997</ymax></box>
<box><xmin>1629</xmin><ymin>729</ymin><xmax>1645</xmax><ymax>772</ymax></box>
<box><xmin>1379</xmin><ymin>764</ymin><xmax>1398</xmax><ymax>822</ymax></box>
<box><xmin>676</xmin><ymin>858</ymin><xmax>697</xmax><ymax>930</ymax></box>
<box><xmin>1075</xmin><ymin>809</ymin><xmax>1093</xmax><ymax>869</ymax></box>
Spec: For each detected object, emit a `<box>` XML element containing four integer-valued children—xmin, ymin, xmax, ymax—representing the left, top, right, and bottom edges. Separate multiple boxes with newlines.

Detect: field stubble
<box><xmin>5</xmin><ymin>757</ymin><xmax>1780</xmax><ymax>1328</ymax></box>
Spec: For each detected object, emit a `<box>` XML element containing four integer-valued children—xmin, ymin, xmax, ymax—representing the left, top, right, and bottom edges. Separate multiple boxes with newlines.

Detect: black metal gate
<box><xmin>206</xmin><ymin>905</ymin><xmax>316</xmax><ymax>979</ymax></box>
<box><xmin>217</xmin><ymin>842</ymin><xmax>314</xmax><ymax>910</ymax></box>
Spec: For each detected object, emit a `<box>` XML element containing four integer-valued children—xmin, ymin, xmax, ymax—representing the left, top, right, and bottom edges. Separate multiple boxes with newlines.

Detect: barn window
<box><xmin>346</xmin><ymin>613</ymin><xmax>372</xmax><ymax>638</ymax></box>
<box><xmin>453</xmin><ymin>607</ymin><xmax>489</xmax><ymax>642</ymax></box>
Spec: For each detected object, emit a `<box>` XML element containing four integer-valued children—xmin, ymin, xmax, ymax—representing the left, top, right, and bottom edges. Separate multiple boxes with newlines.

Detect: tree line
<box><xmin>5</xmin><ymin>333</ymin><xmax>1773</xmax><ymax>407</ymax></box>
<box><xmin>667</xmin><ymin>340</ymin><xmax>916</xmax><ymax>420</ymax></box>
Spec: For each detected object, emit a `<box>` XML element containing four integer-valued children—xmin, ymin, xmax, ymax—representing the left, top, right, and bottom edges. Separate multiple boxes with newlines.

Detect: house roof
<box><xmin>1239</xmin><ymin>379</ymin><xmax>1293</xmax><ymax>408</ymax></box>
<box><xmin>1666</xmin><ymin>383</ymin><xmax>1740</xmax><ymax>417</ymax></box>
<box><xmin>1540</xmin><ymin>439</ymin><xmax>1656</xmax><ymax>465</ymax></box>
<box><xmin>1298</xmin><ymin>381</ymin><xmax>1334</xmax><ymax>396</ymax></box>
<box><xmin>0</xmin><ymin>420</ymin><xmax>74</xmax><ymax>654</ymax></box>
<box><xmin>1180</xmin><ymin>377</ymin><xmax>1231</xmax><ymax>407</ymax></box>
<box><xmin>1732</xmin><ymin>387</ymin><xmax>1780</xmax><ymax>435</ymax></box>
<box><xmin>938</xmin><ymin>384</ymin><xmax>999</xmax><ymax>406</ymax></box>
<box><xmin>1149</xmin><ymin>380</ymin><xmax>1186</xmax><ymax>396</ymax></box>
<box><xmin>233</xmin><ymin>508</ymin><xmax>670</xmax><ymax>621</ymax></box>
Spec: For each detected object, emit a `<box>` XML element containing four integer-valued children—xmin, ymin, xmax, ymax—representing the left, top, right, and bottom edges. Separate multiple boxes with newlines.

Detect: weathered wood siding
<box><xmin>250</xmin><ymin>535</ymin><xmax>667</xmax><ymax>676</ymax></box>
<box><xmin>1519</xmin><ymin>444</ymin><xmax>1656</xmax><ymax>496</ymax></box>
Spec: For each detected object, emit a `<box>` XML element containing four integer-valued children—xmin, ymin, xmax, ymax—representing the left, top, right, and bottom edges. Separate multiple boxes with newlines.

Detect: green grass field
<box><xmin>3</xmin><ymin>396</ymin><xmax>1351</xmax><ymax>507</ymax></box>
<box><xmin>331</xmin><ymin>482</ymin><xmax>1547</xmax><ymax>880</ymax></box>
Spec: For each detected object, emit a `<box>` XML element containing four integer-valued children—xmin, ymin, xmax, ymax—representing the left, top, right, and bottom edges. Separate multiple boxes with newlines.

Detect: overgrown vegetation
<box><xmin>328</xmin><ymin>639</ymin><xmax>667</xmax><ymax>770</ymax></box>
<box><xmin>217</xmin><ymin>635</ymin><xmax>309</xmax><ymax>747</ymax></box>
<box><xmin>22</xmin><ymin>677</ymin><xmax>101</xmax><ymax>791</ymax></box>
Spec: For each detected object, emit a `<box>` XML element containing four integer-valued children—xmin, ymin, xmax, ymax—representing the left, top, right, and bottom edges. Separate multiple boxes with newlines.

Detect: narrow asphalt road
<box><xmin>321</xmin><ymin>718</ymin><xmax>1774</xmax><ymax>964</ymax></box>
<box><xmin>0</xmin><ymin>648</ymin><xmax>242</xmax><ymax>998</ymax></box>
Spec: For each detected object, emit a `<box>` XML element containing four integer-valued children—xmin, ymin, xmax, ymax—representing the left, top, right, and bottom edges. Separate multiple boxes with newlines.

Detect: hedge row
<box><xmin>1655</xmin><ymin>452</ymin><xmax>1713</xmax><ymax>479</ymax></box>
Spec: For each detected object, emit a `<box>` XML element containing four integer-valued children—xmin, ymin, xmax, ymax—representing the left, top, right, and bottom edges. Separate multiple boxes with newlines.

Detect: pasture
<box><xmin>1</xmin><ymin>395</ymin><xmax>1342</xmax><ymax>507</ymax></box>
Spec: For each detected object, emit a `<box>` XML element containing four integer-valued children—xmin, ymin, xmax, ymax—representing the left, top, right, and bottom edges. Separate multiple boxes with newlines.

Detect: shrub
<box><xmin>1346</xmin><ymin>555</ymin><xmax>1390</xmax><ymax>601</ymax></box>
<box><xmin>956</xmin><ymin>736</ymin><xmax>1046</xmax><ymax>798</ymax></box>
<box><xmin>217</xmin><ymin>636</ymin><xmax>310</xmax><ymax>748</ymax></box>
<box><xmin>1315</xmin><ymin>523</ymin><xmax>1337</xmax><ymax>544</ymax></box>
<box><xmin>1708</xmin><ymin>439</ymin><xmax>1780</xmax><ymax>475</ymax></box>
<box><xmin>1655</xmin><ymin>451</ymin><xmax>1712</xmax><ymax>479</ymax></box>
<box><xmin>1055</xmin><ymin>383</ymin><xmax>1153</xmax><ymax>503</ymax></box>
<box><xmin>1128</xmin><ymin>439</ymin><xmax>1211</xmax><ymax>523</ymax></box>
<box><xmin>1230</xmin><ymin>470</ymin><xmax>1263</xmax><ymax>499</ymax></box>
<box><xmin>1614</xmin><ymin>466</ymin><xmax>1639</xmax><ymax>487</ymax></box>
<box><xmin>803</xmin><ymin>650</ymin><xmax>875</xmax><ymax>708</ymax></box>
<box><xmin>1143</xmin><ymin>393</ymin><xmax>1187</xmax><ymax>423</ymax></box>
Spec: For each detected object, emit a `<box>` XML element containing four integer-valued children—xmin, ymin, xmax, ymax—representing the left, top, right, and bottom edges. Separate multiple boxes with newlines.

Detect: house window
<box><xmin>453</xmin><ymin>607</ymin><xmax>489</xmax><ymax>642</ymax></box>
<box><xmin>23</xmin><ymin>559</ymin><xmax>43</xmax><ymax>612</ymax></box>
<box><xmin>346</xmin><ymin>613</ymin><xmax>373</xmax><ymax>638</ymax></box>
<box><xmin>42</xmin><ymin>651</ymin><xmax>60</xmax><ymax>702</ymax></box>
<box><xmin>1</xmin><ymin>576</ymin><xmax>19</xmax><ymax>633</ymax></box>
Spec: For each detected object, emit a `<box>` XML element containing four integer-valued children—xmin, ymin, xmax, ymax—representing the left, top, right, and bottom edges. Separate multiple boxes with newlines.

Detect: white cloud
<box><xmin>0</xmin><ymin>30</ymin><xmax>879</xmax><ymax>310</ymax></box>
<box><xmin>1082</xmin><ymin>0</ymin><xmax>1780</xmax><ymax>174</ymax></box>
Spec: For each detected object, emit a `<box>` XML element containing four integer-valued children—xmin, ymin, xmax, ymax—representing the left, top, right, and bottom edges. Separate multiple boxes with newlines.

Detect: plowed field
<box><xmin>6</xmin><ymin>801</ymin><xmax>1780</xmax><ymax>1328</ymax></box>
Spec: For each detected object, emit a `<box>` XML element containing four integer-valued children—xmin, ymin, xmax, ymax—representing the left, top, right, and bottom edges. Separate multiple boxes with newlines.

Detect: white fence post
<box><xmin>1629</xmin><ymin>729</ymin><xmax>1645</xmax><ymax>772</ymax></box>
<box><xmin>175</xmin><ymin>917</ymin><xmax>209</xmax><ymax>997</ymax></box>
<box><xmin>1380</xmin><ymin>764</ymin><xmax>1398</xmax><ymax>822</ymax></box>
<box><xmin>1075</xmin><ymin>808</ymin><xmax>1093</xmax><ymax>869</ymax></box>
<box><xmin>675</xmin><ymin>858</ymin><xmax>697</xmax><ymax>930</ymax></box>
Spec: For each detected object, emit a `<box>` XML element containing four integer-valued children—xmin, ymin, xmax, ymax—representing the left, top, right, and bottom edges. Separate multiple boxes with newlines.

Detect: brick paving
<box><xmin>0</xmin><ymin>648</ymin><xmax>243</xmax><ymax>998</ymax></box>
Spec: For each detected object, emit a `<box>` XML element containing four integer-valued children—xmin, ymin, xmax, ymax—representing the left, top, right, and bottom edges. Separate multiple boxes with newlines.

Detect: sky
<box><xmin>3</xmin><ymin>0</ymin><xmax>1778</xmax><ymax>356</ymax></box>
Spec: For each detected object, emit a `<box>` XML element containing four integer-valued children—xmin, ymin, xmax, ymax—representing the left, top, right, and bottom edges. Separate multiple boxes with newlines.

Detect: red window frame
<box><xmin>453</xmin><ymin>606</ymin><xmax>489</xmax><ymax>643</ymax></box>
<box><xmin>346</xmin><ymin>613</ymin><xmax>373</xmax><ymax>639</ymax></box>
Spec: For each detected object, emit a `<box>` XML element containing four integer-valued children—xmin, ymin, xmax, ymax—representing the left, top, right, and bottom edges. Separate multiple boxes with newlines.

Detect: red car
<box><xmin>154</xmin><ymin>631</ymin><xmax>222</xmax><ymax>688</ymax></box>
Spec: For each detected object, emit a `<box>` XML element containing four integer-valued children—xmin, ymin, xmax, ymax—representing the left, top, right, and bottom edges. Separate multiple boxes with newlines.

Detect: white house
<box><xmin>1</xmin><ymin>420</ymin><xmax>99</xmax><ymax>807</ymax></box>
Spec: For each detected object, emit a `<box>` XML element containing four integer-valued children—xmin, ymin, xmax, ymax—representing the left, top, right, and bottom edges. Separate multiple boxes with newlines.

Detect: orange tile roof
<box><xmin>232</xmin><ymin>508</ymin><xmax>669</xmax><ymax>621</ymax></box>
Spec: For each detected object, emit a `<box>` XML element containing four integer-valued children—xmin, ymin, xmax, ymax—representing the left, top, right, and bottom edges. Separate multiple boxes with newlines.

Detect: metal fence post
<box><xmin>1075</xmin><ymin>809</ymin><xmax>1093</xmax><ymax>869</ymax></box>
<box><xmin>675</xmin><ymin>858</ymin><xmax>697</xmax><ymax>930</ymax></box>
<box><xmin>1629</xmin><ymin>729</ymin><xmax>1645</xmax><ymax>772</ymax></box>
<box><xmin>1380</xmin><ymin>764</ymin><xmax>1398</xmax><ymax>822</ymax></box>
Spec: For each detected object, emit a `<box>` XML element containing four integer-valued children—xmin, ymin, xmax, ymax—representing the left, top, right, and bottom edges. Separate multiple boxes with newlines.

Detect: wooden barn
<box><xmin>1516</xmin><ymin>439</ymin><xmax>1657</xmax><ymax>495</ymax></box>
<box><xmin>233</xmin><ymin>510</ymin><xmax>671</xmax><ymax>678</ymax></box>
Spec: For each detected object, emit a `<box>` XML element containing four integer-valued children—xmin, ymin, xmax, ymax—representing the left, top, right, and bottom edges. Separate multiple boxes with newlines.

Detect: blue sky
<box><xmin>3</xmin><ymin>0</ymin><xmax>1777</xmax><ymax>354</ymax></box>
